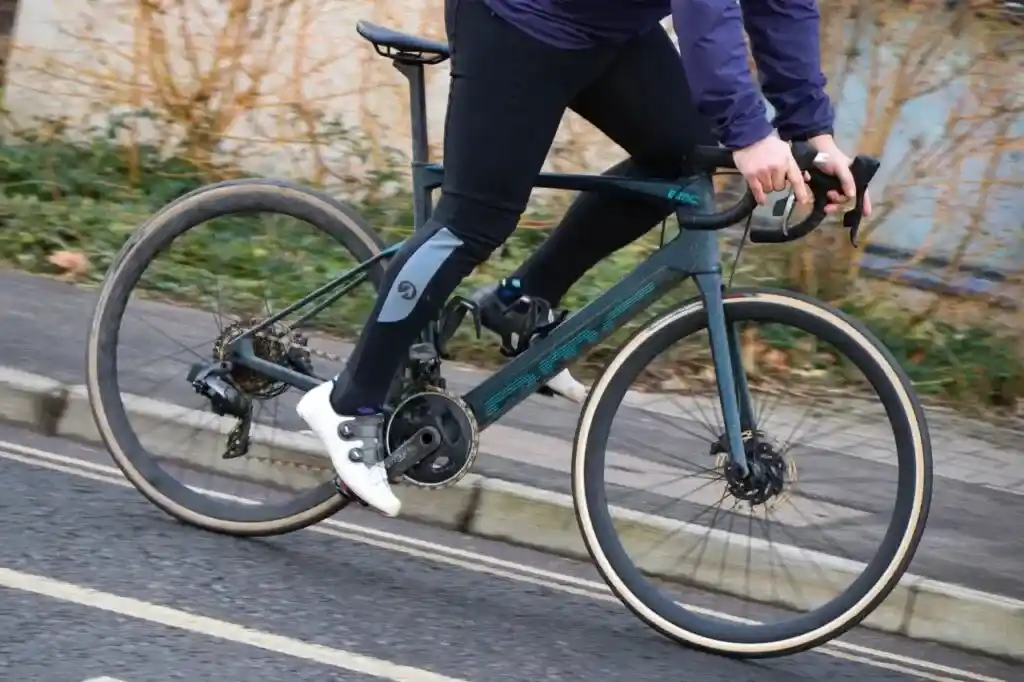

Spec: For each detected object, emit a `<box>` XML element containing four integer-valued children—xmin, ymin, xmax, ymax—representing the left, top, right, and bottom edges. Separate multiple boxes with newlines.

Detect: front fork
<box><xmin>694</xmin><ymin>272</ymin><xmax>756</xmax><ymax>478</ymax></box>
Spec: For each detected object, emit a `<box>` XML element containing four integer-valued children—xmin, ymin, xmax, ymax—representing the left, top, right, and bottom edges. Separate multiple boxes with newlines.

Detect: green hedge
<box><xmin>0</xmin><ymin>126</ymin><xmax>1020</xmax><ymax>413</ymax></box>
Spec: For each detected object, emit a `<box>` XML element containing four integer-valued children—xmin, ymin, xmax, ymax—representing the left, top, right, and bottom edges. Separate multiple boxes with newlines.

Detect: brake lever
<box><xmin>793</xmin><ymin>151</ymin><xmax>881</xmax><ymax>247</ymax></box>
<box><xmin>842</xmin><ymin>156</ymin><xmax>880</xmax><ymax>246</ymax></box>
<box><xmin>772</xmin><ymin>191</ymin><xmax>797</xmax><ymax>235</ymax></box>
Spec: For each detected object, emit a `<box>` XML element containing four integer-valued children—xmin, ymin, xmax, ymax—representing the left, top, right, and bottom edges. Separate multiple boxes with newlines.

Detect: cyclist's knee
<box><xmin>433</xmin><ymin>191</ymin><xmax>521</xmax><ymax>263</ymax></box>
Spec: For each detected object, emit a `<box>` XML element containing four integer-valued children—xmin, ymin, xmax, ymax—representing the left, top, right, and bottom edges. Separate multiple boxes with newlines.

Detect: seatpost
<box><xmin>392</xmin><ymin>59</ymin><xmax>439</xmax><ymax>350</ymax></box>
<box><xmin>392</xmin><ymin>61</ymin><xmax>433</xmax><ymax>230</ymax></box>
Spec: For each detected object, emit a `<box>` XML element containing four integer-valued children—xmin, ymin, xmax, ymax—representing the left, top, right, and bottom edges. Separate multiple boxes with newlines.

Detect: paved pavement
<box><xmin>1</xmin><ymin>268</ymin><xmax>1023</xmax><ymax>601</ymax></box>
<box><xmin>0</xmin><ymin>423</ymin><xmax>1017</xmax><ymax>682</ymax></box>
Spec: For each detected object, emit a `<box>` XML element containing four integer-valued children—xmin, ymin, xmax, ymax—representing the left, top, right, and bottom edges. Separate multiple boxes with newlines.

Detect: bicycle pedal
<box><xmin>334</xmin><ymin>478</ymin><xmax>367</xmax><ymax>508</ymax></box>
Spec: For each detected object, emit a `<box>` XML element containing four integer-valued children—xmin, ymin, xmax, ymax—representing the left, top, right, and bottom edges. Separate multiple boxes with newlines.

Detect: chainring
<box><xmin>384</xmin><ymin>388</ymin><xmax>479</xmax><ymax>488</ymax></box>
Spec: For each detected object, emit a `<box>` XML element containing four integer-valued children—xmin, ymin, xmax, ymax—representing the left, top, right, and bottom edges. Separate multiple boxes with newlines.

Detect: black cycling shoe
<box><xmin>469</xmin><ymin>279</ymin><xmax>588</xmax><ymax>402</ymax></box>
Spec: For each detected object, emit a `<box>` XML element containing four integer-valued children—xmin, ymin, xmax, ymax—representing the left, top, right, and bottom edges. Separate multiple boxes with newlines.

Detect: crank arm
<box><xmin>380</xmin><ymin>426</ymin><xmax>442</xmax><ymax>478</ymax></box>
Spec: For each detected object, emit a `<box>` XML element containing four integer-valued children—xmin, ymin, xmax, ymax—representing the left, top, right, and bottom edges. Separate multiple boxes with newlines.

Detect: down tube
<box><xmin>463</xmin><ymin>264</ymin><xmax>684</xmax><ymax>428</ymax></box>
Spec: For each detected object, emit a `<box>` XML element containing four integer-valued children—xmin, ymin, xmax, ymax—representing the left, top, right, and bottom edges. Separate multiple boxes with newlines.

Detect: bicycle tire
<box><xmin>572</xmin><ymin>287</ymin><xmax>932</xmax><ymax>657</ymax></box>
<box><xmin>86</xmin><ymin>179</ymin><xmax>388</xmax><ymax>537</ymax></box>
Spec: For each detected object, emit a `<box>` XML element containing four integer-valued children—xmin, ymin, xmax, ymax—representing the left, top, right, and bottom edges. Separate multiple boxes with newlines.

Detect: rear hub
<box><xmin>212</xmin><ymin>319</ymin><xmax>292</xmax><ymax>399</ymax></box>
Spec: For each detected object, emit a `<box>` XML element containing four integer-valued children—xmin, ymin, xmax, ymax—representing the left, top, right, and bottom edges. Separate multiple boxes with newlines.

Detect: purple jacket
<box><xmin>485</xmin><ymin>0</ymin><xmax>834</xmax><ymax>149</ymax></box>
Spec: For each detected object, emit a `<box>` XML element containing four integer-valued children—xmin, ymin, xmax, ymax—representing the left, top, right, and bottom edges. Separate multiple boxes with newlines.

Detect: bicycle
<box><xmin>86</xmin><ymin>19</ymin><xmax>933</xmax><ymax>659</ymax></box>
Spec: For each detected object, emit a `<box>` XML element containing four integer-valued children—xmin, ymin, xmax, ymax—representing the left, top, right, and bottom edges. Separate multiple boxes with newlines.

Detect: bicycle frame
<box><xmin>230</xmin><ymin>60</ymin><xmax>757</xmax><ymax>475</ymax></box>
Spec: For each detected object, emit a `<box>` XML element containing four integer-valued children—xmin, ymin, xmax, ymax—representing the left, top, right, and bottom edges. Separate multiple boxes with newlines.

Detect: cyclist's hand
<box><xmin>808</xmin><ymin>135</ymin><xmax>873</xmax><ymax>218</ymax></box>
<box><xmin>732</xmin><ymin>133</ymin><xmax>810</xmax><ymax>207</ymax></box>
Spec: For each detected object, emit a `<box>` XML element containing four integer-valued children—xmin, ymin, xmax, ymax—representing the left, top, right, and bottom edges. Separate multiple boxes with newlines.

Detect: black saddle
<box><xmin>356</xmin><ymin>20</ymin><xmax>450</xmax><ymax>65</ymax></box>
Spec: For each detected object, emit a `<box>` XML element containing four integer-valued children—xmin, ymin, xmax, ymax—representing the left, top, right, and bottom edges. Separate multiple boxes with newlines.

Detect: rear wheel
<box><xmin>86</xmin><ymin>179</ymin><xmax>388</xmax><ymax>536</ymax></box>
<box><xmin>572</xmin><ymin>288</ymin><xmax>932</xmax><ymax>657</ymax></box>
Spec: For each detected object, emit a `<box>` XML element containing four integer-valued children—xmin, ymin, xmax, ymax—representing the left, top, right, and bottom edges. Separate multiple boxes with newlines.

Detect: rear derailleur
<box><xmin>186</xmin><ymin>361</ymin><xmax>254</xmax><ymax>460</ymax></box>
<box><xmin>186</xmin><ymin>341</ymin><xmax>316</xmax><ymax>461</ymax></box>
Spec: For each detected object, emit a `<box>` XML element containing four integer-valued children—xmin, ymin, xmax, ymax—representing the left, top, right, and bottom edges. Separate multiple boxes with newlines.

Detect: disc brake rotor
<box><xmin>713</xmin><ymin>431</ymin><xmax>797</xmax><ymax>511</ymax></box>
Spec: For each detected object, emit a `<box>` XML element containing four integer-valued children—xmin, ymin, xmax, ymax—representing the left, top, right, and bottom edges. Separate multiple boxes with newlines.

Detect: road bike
<box><xmin>86</xmin><ymin>20</ymin><xmax>933</xmax><ymax>659</ymax></box>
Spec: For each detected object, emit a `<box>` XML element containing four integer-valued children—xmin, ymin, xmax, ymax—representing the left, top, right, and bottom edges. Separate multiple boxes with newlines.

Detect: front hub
<box><xmin>711</xmin><ymin>430</ymin><xmax>789</xmax><ymax>506</ymax></box>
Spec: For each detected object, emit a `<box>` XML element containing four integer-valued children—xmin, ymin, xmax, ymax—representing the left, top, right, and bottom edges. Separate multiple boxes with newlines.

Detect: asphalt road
<box><xmin>0</xmin><ymin>423</ymin><xmax>1017</xmax><ymax>682</ymax></box>
<box><xmin>1</xmin><ymin>268</ymin><xmax>1023</xmax><ymax>600</ymax></box>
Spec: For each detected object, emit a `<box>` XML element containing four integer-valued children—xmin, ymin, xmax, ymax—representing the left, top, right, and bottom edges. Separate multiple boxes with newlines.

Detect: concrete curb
<box><xmin>1</xmin><ymin>366</ymin><xmax>1022</xmax><ymax>661</ymax></box>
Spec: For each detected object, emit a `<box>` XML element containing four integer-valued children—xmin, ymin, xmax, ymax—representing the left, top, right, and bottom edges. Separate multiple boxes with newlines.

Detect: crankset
<box><xmin>384</xmin><ymin>388</ymin><xmax>479</xmax><ymax>488</ymax></box>
<box><xmin>379</xmin><ymin>425</ymin><xmax>442</xmax><ymax>478</ymax></box>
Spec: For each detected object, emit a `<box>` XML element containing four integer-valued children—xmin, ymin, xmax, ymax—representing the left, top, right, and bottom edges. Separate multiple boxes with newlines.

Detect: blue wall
<box><xmin>766</xmin><ymin>17</ymin><xmax>1023</xmax><ymax>288</ymax></box>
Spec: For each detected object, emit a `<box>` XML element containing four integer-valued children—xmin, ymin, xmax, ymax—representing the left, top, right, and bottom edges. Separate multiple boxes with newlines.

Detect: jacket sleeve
<box><xmin>738</xmin><ymin>0</ymin><xmax>834</xmax><ymax>141</ymax></box>
<box><xmin>672</xmin><ymin>0</ymin><xmax>835</xmax><ymax>147</ymax></box>
<box><xmin>672</xmin><ymin>0</ymin><xmax>774</xmax><ymax>150</ymax></box>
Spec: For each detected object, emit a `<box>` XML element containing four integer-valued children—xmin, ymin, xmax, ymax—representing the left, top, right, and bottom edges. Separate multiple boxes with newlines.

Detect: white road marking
<box><xmin>1</xmin><ymin>566</ymin><xmax>465</xmax><ymax>682</ymax></box>
<box><xmin>983</xmin><ymin>483</ymin><xmax>1024</xmax><ymax>497</ymax></box>
<box><xmin>83</xmin><ymin>678</ymin><xmax>128</xmax><ymax>682</ymax></box>
<box><xmin>0</xmin><ymin>441</ymin><xmax>1005</xmax><ymax>682</ymax></box>
<box><xmin>481</xmin><ymin>424</ymin><xmax>868</xmax><ymax>526</ymax></box>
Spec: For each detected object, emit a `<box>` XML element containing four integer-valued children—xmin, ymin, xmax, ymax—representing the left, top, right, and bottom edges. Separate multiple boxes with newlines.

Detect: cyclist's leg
<box><xmin>507</xmin><ymin>26</ymin><xmax>718</xmax><ymax>306</ymax></box>
<box><xmin>472</xmin><ymin>26</ymin><xmax>716</xmax><ymax>400</ymax></box>
<box><xmin>297</xmin><ymin>0</ymin><xmax>613</xmax><ymax>515</ymax></box>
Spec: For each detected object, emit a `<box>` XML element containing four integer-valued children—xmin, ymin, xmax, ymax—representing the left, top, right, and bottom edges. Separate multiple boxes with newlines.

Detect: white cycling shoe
<box><xmin>543</xmin><ymin>368</ymin><xmax>588</xmax><ymax>403</ymax></box>
<box><xmin>296</xmin><ymin>380</ymin><xmax>401</xmax><ymax>517</ymax></box>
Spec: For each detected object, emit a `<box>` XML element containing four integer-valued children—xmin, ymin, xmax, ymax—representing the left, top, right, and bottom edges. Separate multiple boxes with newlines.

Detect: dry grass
<box><xmin>3</xmin><ymin>0</ymin><xmax>1022</xmax><ymax>293</ymax></box>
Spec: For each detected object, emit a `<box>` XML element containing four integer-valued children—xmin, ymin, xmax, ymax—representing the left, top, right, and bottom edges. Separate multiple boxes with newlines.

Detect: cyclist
<box><xmin>298</xmin><ymin>0</ymin><xmax>873</xmax><ymax>517</ymax></box>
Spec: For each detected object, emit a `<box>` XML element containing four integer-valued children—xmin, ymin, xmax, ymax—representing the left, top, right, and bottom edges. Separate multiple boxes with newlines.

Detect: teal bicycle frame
<box><xmin>228</xmin><ymin>61</ymin><xmax>760</xmax><ymax>476</ymax></box>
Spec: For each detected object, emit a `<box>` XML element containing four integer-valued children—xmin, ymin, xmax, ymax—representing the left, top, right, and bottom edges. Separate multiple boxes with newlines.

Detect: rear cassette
<box><xmin>384</xmin><ymin>389</ymin><xmax>479</xmax><ymax>488</ymax></box>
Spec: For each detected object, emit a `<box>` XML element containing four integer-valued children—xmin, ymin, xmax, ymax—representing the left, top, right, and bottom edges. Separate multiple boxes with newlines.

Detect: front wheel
<box><xmin>572</xmin><ymin>288</ymin><xmax>932</xmax><ymax>657</ymax></box>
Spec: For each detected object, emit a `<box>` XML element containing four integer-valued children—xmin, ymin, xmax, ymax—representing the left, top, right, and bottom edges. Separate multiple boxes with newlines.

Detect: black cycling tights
<box><xmin>331</xmin><ymin>0</ymin><xmax>716</xmax><ymax>414</ymax></box>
